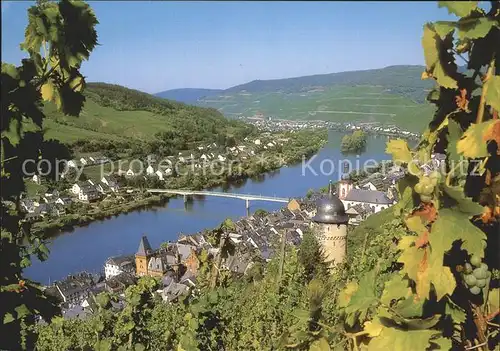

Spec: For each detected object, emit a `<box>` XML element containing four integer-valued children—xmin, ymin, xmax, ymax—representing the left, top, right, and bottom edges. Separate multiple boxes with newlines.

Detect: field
<box><xmin>43</xmin><ymin>100</ymin><xmax>175</xmax><ymax>144</ymax></box>
<box><xmin>196</xmin><ymin>85</ymin><xmax>435</xmax><ymax>133</ymax></box>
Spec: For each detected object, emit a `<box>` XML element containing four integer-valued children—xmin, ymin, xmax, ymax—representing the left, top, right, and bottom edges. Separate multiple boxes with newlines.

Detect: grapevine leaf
<box><xmin>337</xmin><ymin>281</ymin><xmax>358</xmax><ymax>308</ymax></box>
<box><xmin>431</xmin><ymin>208</ymin><xmax>486</xmax><ymax>258</ymax></box>
<box><xmin>1</xmin><ymin>63</ymin><xmax>19</xmax><ymax>79</ymax></box>
<box><xmin>442</xmin><ymin>184</ymin><xmax>484</xmax><ymax>215</ymax></box>
<box><xmin>397</xmin><ymin>240</ymin><xmax>424</xmax><ymax>283</ymax></box>
<box><xmin>41</xmin><ymin>81</ymin><xmax>55</xmax><ymax>102</ymax></box>
<box><xmin>428</xmin><ymin>260</ymin><xmax>456</xmax><ymax>301</ymax></box>
<box><xmin>14</xmin><ymin>304</ymin><xmax>30</xmax><ymax>319</ymax></box>
<box><xmin>445</xmin><ymin>299</ymin><xmax>466</xmax><ymax>324</ymax></box>
<box><xmin>363</xmin><ymin>317</ymin><xmax>384</xmax><ymax>337</ymax></box>
<box><xmin>434</xmin><ymin>21</ymin><xmax>456</xmax><ymax>38</ymax></box>
<box><xmin>381</xmin><ymin>274</ymin><xmax>411</xmax><ymax>306</ymax></box>
<box><xmin>405</xmin><ymin>216</ymin><xmax>427</xmax><ymax>235</ymax></box>
<box><xmin>367</xmin><ymin>327</ymin><xmax>439</xmax><ymax>351</ymax></box>
<box><xmin>487</xmin><ymin>288</ymin><xmax>499</xmax><ymax>310</ymax></box>
<box><xmin>483</xmin><ymin>117</ymin><xmax>500</xmax><ymax>153</ymax></box>
<box><xmin>456</xmin><ymin>120</ymin><xmax>496</xmax><ymax>158</ymax></box>
<box><xmin>394</xmin><ymin>296</ymin><xmax>425</xmax><ymax>318</ymax></box>
<box><xmin>458</xmin><ymin>18</ymin><xmax>498</xmax><ymax>40</ymax></box>
<box><xmin>433</xmin><ymin>60</ymin><xmax>458</xmax><ymax>89</ymax></box>
<box><xmin>430</xmin><ymin>337</ymin><xmax>453</xmax><ymax>350</ymax></box>
<box><xmin>345</xmin><ymin>270</ymin><xmax>378</xmax><ymax>325</ymax></box>
<box><xmin>386</xmin><ymin>139</ymin><xmax>412</xmax><ymax>164</ymax></box>
<box><xmin>484</xmin><ymin>76</ymin><xmax>500</xmax><ymax>112</ymax></box>
<box><xmin>422</xmin><ymin>24</ymin><xmax>439</xmax><ymax>70</ymax></box>
<box><xmin>446</xmin><ymin>119</ymin><xmax>463</xmax><ymax>163</ymax></box>
<box><xmin>309</xmin><ymin>337</ymin><xmax>330</xmax><ymax>351</ymax></box>
<box><xmin>438</xmin><ymin>1</ymin><xmax>478</xmax><ymax>17</ymax></box>
<box><xmin>3</xmin><ymin>312</ymin><xmax>15</xmax><ymax>324</ymax></box>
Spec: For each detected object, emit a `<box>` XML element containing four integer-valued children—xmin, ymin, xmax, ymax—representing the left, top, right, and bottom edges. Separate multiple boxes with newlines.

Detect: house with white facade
<box><xmin>155</xmin><ymin>170</ymin><xmax>164</xmax><ymax>181</ymax></box>
<box><xmin>32</xmin><ymin>174</ymin><xmax>42</xmax><ymax>185</ymax></box>
<box><xmin>104</xmin><ymin>255</ymin><xmax>135</xmax><ymax>280</ymax></box>
<box><xmin>146</xmin><ymin>165</ymin><xmax>155</xmax><ymax>175</ymax></box>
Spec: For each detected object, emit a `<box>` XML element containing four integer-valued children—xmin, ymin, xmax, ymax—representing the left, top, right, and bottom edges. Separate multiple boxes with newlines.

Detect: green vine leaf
<box><xmin>429</xmin><ymin>337</ymin><xmax>453</xmax><ymax>350</ymax></box>
<box><xmin>442</xmin><ymin>184</ymin><xmax>484</xmax><ymax>215</ymax></box>
<box><xmin>446</xmin><ymin>119</ymin><xmax>463</xmax><ymax>164</ymax></box>
<box><xmin>380</xmin><ymin>274</ymin><xmax>411</xmax><ymax>306</ymax></box>
<box><xmin>431</xmin><ymin>208</ymin><xmax>486</xmax><ymax>258</ymax></box>
<box><xmin>434</xmin><ymin>21</ymin><xmax>456</xmax><ymax>38</ymax></box>
<box><xmin>438</xmin><ymin>1</ymin><xmax>478</xmax><ymax>17</ymax></box>
<box><xmin>309</xmin><ymin>337</ymin><xmax>330</xmax><ymax>351</ymax></box>
<box><xmin>445</xmin><ymin>299</ymin><xmax>466</xmax><ymax>324</ymax></box>
<box><xmin>484</xmin><ymin>75</ymin><xmax>500</xmax><ymax>112</ymax></box>
<box><xmin>344</xmin><ymin>270</ymin><xmax>378</xmax><ymax>326</ymax></box>
<box><xmin>458</xmin><ymin>18</ymin><xmax>499</xmax><ymax>40</ymax></box>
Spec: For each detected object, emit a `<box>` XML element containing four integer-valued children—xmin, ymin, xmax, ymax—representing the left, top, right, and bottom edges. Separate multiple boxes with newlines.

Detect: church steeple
<box><xmin>136</xmin><ymin>235</ymin><xmax>152</xmax><ymax>257</ymax></box>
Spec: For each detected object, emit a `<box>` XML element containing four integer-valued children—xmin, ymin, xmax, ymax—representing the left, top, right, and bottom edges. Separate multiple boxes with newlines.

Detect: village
<box><xmin>40</xmin><ymin>161</ymin><xmax>412</xmax><ymax>321</ymax></box>
<box><xmin>20</xmin><ymin>131</ymin><xmax>298</xmax><ymax>228</ymax></box>
<box><xmin>240</xmin><ymin>114</ymin><xmax>420</xmax><ymax>141</ymax></box>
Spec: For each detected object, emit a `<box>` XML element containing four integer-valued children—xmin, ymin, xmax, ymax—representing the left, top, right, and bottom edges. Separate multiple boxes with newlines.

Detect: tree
<box><xmin>1</xmin><ymin>1</ymin><xmax>98</xmax><ymax>349</ymax></box>
<box><xmin>297</xmin><ymin>230</ymin><xmax>328</xmax><ymax>283</ymax></box>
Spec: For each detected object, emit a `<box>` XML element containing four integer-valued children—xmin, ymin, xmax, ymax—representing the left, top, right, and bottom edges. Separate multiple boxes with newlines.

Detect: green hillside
<box><xmin>42</xmin><ymin>83</ymin><xmax>251</xmax><ymax>145</ymax></box>
<box><xmin>192</xmin><ymin>65</ymin><xmax>438</xmax><ymax>133</ymax></box>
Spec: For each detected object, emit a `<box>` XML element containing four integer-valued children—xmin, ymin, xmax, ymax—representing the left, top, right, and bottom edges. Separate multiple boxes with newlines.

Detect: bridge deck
<box><xmin>147</xmin><ymin>189</ymin><xmax>289</xmax><ymax>203</ymax></box>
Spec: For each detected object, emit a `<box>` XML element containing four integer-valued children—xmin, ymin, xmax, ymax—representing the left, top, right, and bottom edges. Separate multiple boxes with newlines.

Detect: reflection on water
<box><xmin>25</xmin><ymin>131</ymin><xmax>391</xmax><ymax>284</ymax></box>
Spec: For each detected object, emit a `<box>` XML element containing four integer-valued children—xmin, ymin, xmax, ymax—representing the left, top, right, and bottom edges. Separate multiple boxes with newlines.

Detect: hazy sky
<box><xmin>2</xmin><ymin>1</ymin><xmax>457</xmax><ymax>93</ymax></box>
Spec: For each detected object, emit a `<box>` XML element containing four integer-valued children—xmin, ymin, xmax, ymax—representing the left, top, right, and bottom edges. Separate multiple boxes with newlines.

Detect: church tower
<box><xmin>312</xmin><ymin>182</ymin><xmax>349</xmax><ymax>267</ymax></box>
<box><xmin>135</xmin><ymin>235</ymin><xmax>153</xmax><ymax>276</ymax></box>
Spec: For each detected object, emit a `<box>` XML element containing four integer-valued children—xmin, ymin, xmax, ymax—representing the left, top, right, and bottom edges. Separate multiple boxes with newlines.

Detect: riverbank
<box><xmin>31</xmin><ymin>129</ymin><xmax>328</xmax><ymax>239</ymax></box>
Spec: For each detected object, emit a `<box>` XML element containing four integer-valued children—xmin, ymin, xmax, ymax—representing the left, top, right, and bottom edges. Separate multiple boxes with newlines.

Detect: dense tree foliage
<box><xmin>340</xmin><ymin>130</ymin><xmax>367</xmax><ymax>154</ymax></box>
<box><xmin>1</xmin><ymin>0</ymin><xmax>98</xmax><ymax>349</ymax></box>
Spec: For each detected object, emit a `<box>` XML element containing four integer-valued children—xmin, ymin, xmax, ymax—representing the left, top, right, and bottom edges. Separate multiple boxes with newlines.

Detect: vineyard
<box><xmin>1</xmin><ymin>0</ymin><xmax>499</xmax><ymax>350</ymax></box>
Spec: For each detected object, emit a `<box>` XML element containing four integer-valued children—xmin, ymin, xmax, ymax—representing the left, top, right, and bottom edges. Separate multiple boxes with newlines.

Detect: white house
<box><xmin>32</xmin><ymin>174</ymin><xmax>42</xmax><ymax>185</ymax></box>
<box><xmin>217</xmin><ymin>155</ymin><xmax>226</xmax><ymax>162</ymax></box>
<box><xmin>67</xmin><ymin>160</ymin><xmax>78</xmax><ymax>168</ymax></box>
<box><xmin>155</xmin><ymin>170</ymin><xmax>164</xmax><ymax>181</ymax></box>
<box><xmin>72</xmin><ymin>182</ymin><xmax>100</xmax><ymax>202</ymax></box>
<box><xmin>104</xmin><ymin>255</ymin><xmax>135</xmax><ymax>280</ymax></box>
<box><xmin>254</xmin><ymin>139</ymin><xmax>261</xmax><ymax>145</ymax></box>
<box><xmin>200</xmin><ymin>154</ymin><xmax>208</xmax><ymax>161</ymax></box>
<box><xmin>146</xmin><ymin>165</ymin><xmax>155</xmax><ymax>175</ymax></box>
<box><xmin>164</xmin><ymin>168</ymin><xmax>173</xmax><ymax>177</ymax></box>
<box><xmin>101</xmin><ymin>176</ymin><xmax>120</xmax><ymax>192</ymax></box>
<box><xmin>79</xmin><ymin>157</ymin><xmax>88</xmax><ymax>166</ymax></box>
<box><xmin>341</xmin><ymin>189</ymin><xmax>393</xmax><ymax>214</ymax></box>
<box><xmin>267</xmin><ymin>142</ymin><xmax>274</xmax><ymax>148</ymax></box>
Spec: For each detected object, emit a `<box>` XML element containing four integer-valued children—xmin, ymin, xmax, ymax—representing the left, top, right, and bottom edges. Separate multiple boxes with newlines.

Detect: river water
<box><xmin>26</xmin><ymin>131</ymin><xmax>391</xmax><ymax>284</ymax></box>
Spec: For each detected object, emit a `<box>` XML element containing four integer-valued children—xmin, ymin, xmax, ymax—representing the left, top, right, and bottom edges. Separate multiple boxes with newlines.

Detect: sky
<box><xmin>2</xmin><ymin>1</ymin><xmax>458</xmax><ymax>94</ymax></box>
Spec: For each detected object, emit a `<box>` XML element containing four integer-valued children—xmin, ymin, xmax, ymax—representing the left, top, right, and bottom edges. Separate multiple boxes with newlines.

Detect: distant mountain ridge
<box><xmin>155</xmin><ymin>88</ymin><xmax>223</xmax><ymax>103</ymax></box>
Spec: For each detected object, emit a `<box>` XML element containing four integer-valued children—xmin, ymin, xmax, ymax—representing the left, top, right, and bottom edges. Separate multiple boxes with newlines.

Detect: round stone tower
<box><xmin>312</xmin><ymin>182</ymin><xmax>349</xmax><ymax>267</ymax></box>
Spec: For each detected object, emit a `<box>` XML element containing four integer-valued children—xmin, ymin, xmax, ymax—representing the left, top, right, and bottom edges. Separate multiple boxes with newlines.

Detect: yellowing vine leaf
<box><xmin>422</xmin><ymin>24</ymin><xmax>439</xmax><ymax>70</ymax></box>
<box><xmin>309</xmin><ymin>338</ymin><xmax>330</xmax><ymax>351</ymax></box>
<box><xmin>367</xmin><ymin>327</ymin><xmax>439</xmax><ymax>351</ymax></box>
<box><xmin>438</xmin><ymin>1</ymin><xmax>478</xmax><ymax>17</ymax></box>
<box><xmin>41</xmin><ymin>81</ymin><xmax>55</xmax><ymax>102</ymax></box>
<box><xmin>386</xmin><ymin>139</ymin><xmax>412</xmax><ymax>164</ymax></box>
<box><xmin>363</xmin><ymin>317</ymin><xmax>384</xmax><ymax>337</ymax></box>
<box><xmin>337</xmin><ymin>281</ymin><xmax>358</xmax><ymax>308</ymax></box>
<box><xmin>433</xmin><ymin>61</ymin><xmax>458</xmax><ymax>89</ymax></box>
<box><xmin>484</xmin><ymin>75</ymin><xmax>500</xmax><ymax>112</ymax></box>
<box><xmin>456</xmin><ymin>120</ymin><xmax>497</xmax><ymax>158</ymax></box>
<box><xmin>405</xmin><ymin>216</ymin><xmax>427</xmax><ymax>235</ymax></box>
<box><xmin>483</xmin><ymin>119</ymin><xmax>500</xmax><ymax>150</ymax></box>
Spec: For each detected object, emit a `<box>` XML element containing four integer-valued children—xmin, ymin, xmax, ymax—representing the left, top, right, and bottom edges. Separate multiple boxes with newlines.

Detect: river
<box><xmin>26</xmin><ymin>131</ymin><xmax>391</xmax><ymax>284</ymax></box>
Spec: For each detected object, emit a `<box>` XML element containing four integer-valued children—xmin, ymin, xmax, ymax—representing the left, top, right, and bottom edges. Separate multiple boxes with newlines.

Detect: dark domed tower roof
<box><xmin>312</xmin><ymin>182</ymin><xmax>348</xmax><ymax>224</ymax></box>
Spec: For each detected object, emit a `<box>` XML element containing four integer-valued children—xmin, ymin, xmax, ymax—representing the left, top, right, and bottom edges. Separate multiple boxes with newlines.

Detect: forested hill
<box><xmin>225</xmin><ymin>65</ymin><xmax>432</xmax><ymax>96</ymax></box>
<box><xmin>155</xmin><ymin>88</ymin><xmax>223</xmax><ymax>103</ymax></box>
<box><xmin>42</xmin><ymin>83</ymin><xmax>251</xmax><ymax>145</ymax></box>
